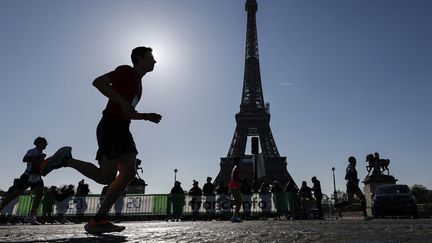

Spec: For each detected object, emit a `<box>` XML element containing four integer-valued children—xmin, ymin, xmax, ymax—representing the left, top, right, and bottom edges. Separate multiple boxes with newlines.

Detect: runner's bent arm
<box><xmin>131</xmin><ymin>112</ymin><xmax>162</xmax><ymax>123</ymax></box>
<box><xmin>92</xmin><ymin>75</ymin><xmax>135</xmax><ymax>118</ymax></box>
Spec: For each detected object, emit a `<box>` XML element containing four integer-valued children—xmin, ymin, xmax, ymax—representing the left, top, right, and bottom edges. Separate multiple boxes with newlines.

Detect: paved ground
<box><xmin>1</xmin><ymin>218</ymin><xmax>431</xmax><ymax>242</ymax></box>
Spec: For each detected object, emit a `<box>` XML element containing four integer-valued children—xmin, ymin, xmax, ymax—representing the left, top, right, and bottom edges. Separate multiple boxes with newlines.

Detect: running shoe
<box><xmin>24</xmin><ymin>214</ymin><xmax>41</xmax><ymax>225</ymax></box>
<box><xmin>230</xmin><ymin>216</ymin><xmax>243</xmax><ymax>223</ymax></box>
<box><xmin>40</xmin><ymin>146</ymin><xmax>72</xmax><ymax>176</ymax></box>
<box><xmin>59</xmin><ymin>218</ymin><xmax>72</xmax><ymax>224</ymax></box>
<box><xmin>84</xmin><ymin>219</ymin><xmax>125</xmax><ymax>234</ymax></box>
<box><xmin>364</xmin><ymin>216</ymin><xmax>374</xmax><ymax>221</ymax></box>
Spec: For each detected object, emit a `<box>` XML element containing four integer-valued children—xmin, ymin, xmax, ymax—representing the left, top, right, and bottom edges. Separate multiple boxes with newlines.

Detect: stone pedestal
<box><xmin>363</xmin><ymin>175</ymin><xmax>397</xmax><ymax>215</ymax></box>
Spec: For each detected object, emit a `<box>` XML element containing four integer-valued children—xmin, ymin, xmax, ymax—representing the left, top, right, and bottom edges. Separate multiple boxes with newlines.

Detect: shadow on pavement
<box><xmin>30</xmin><ymin>234</ymin><xmax>128</xmax><ymax>243</ymax></box>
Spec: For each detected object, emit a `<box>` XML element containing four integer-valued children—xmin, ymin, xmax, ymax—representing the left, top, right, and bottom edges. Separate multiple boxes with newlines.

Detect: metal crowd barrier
<box><xmin>1</xmin><ymin>193</ymin><xmax>333</xmax><ymax>218</ymax></box>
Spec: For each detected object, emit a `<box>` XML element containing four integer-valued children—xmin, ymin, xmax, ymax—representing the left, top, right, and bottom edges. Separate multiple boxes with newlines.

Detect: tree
<box><xmin>411</xmin><ymin>184</ymin><xmax>432</xmax><ymax>204</ymax></box>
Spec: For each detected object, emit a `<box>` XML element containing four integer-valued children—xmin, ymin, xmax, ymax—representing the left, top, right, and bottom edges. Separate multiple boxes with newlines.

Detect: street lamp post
<box><xmin>332</xmin><ymin>167</ymin><xmax>337</xmax><ymax>201</ymax></box>
<box><xmin>174</xmin><ymin>168</ymin><xmax>178</xmax><ymax>184</ymax></box>
<box><xmin>332</xmin><ymin>166</ymin><xmax>340</xmax><ymax>219</ymax></box>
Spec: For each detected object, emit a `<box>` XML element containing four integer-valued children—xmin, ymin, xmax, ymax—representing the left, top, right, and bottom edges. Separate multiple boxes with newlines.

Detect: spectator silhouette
<box><xmin>42</xmin><ymin>186</ymin><xmax>57</xmax><ymax>224</ymax></box>
<box><xmin>284</xmin><ymin>180</ymin><xmax>297</xmax><ymax>219</ymax></box>
<box><xmin>299</xmin><ymin>181</ymin><xmax>313</xmax><ymax>219</ymax></box>
<box><xmin>56</xmin><ymin>185</ymin><xmax>75</xmax><ymax>224</ymax></box>
<box><xmin>188</xmin><ymin>180</ymin><xmax>202</xmax><ymax>220</ymax></box>
<box><xmin>169</xmin><ymin>181</ymin><xmax>185</xmax><ymax>221</ymax></box>
<box><xmin>299</xmin><ymin>181</ymin><xmax>312</xmax><ymax>199</ymax></box>
<box><xmin>74</xmin><ymin>179</ymin><xmax>90</xmax><ymax>223</ymax></box>
<box><xmin>311</xmin><ymin>176</ymin><xmax>323</xmax><ymax>219</ymax></box>
<box><xmin>216</xmin><ymin>181</ymin><xmax>230</xmax><ymax>220</ymax></box>
<box><xmin>271</xmin><ymin>180</ymin><xmax>286</xmax><ymax>220</ymax></box>
<box><xmin>202</xmin><ymin>177</ymin><xmax>215</xmax><ymax>220</ymax></box>
<box><xmin>259</xmin><ymin>182</ymin><xmax>272</xmax><ymax>220</ymax></box>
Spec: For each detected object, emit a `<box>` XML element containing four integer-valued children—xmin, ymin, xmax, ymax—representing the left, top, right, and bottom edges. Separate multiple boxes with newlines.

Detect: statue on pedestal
<box><xmin>366</xmin><ymin>152</ymin><xmax>390</xmax><ymax>176</ymax></box>
<box><xmin>363</xmin><ymin>152</ymin><xmax>396</xmax><ymax>216</ymax></box>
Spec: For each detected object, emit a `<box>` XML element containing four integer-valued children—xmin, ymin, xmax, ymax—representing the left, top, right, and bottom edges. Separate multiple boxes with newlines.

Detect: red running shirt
<box><xmin>102</xmin><ymin>65</ymin><xmax>142</xmax><ymax>122</ymax></box>
<box><xmin>229</xmin><ymin>166</ymin><xmax>240</xmax><ymax>189</ymax></box>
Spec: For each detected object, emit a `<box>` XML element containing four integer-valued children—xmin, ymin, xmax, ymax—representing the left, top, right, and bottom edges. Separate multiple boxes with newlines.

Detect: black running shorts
<box><xmin>346</xmin><ymin>181</ymin><xmax>361</xmax><ymax>194</ymax></box>
<box><xmin>16</xmin><ymin>173</ymin><xmax>43</xmax><ymax>190</ymax></box>
<box><xmin>96</xmin><ymin>115</ymin><xmax>138</xmax><ymax>160</ymax></box>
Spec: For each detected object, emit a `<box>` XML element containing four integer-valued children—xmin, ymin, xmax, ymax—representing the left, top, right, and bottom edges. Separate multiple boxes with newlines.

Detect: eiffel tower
<box><xmin>214</xmin><ymin>0</ymin><xmax>295</xmax><ymax>190</ymax></box>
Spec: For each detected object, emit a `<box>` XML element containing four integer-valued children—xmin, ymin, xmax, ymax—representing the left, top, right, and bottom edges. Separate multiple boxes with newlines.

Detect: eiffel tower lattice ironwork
<box><xmin>214</xmin><ymin>0</ymin><xmax>295</xmax><ymax>189</ymax></box>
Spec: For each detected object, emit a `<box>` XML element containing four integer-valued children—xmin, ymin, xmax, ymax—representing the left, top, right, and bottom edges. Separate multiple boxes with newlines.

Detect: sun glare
<box><xmin>120</xmin><ymin>30</ymin><xmax>190</xmax><ymax>96</ymax></box>
<box><xmin>149</xmin><ymin>46</ymin><xmax>163</xmax><ymax>65</ymax></box>
<box><xmin>133</xmin><ymin>40</ymin><xmax>175</xmax><ymax>72</ymax></box>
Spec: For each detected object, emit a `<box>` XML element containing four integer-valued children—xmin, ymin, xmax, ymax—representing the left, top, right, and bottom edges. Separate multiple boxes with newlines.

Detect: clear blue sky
<box><xmin>1</xmin><ymin>0</ymin><xmax>431</xmax><ymax>196</ymax></box>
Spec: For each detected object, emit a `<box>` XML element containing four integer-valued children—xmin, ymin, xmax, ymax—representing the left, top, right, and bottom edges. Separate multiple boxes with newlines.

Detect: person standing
<box><xmin>56</xmin><ymin>185</ymin><xmax>74</xmax><ymax>224</ymax></box>
<box><xmin>42</xmin><ymin>186</ymin><xmax>57</xmax><ymax>224</ymax></box>
<box><xmin>216</xmin><ymin>182</ymin><xmax>230</xmax><ymax>220</ymax></box>
<box><xmin>202</xmin><ymin>177</ymin><xmax>215</xmax><ymax>220</ymax></box>
<box><xmin>334</xmin><ymin>156</ymin><xmax>371</xmax><ymax>220</ymax></box>
<box><xmin>284</xmin><ymin>180</ymin><xmax>297</xmax><ymax>219</ymax></box>
<box><xmin>0</xmin><ymin>137</ymin><xmax>49</xmax><ymax>225</ymax></box>
<box><xmin>259</xmin><ymin>182</ymin><xmax>271</xmax><ymax>220</ymax></box>
<box><xmin>311</xmin><ymin>176</ymin><xmax>323</xmax><ymax>219</ymax></box>
<box><xmin>271</xmin><ymin>180</ymin><xmax>285</xmax><ymax>220</ymax></box>
<box><xmin>299</xmin><ymin>181</ymin><xmax>313</xmax><ymax>219</ymax></box>
<box><xmin>229</xmin><ymin>157</ymin><xmax>243</xmax><ymax>223</ymax></box>
<box><xmin>169</xmin><ymin>181</ymin><xmax>185</xmax><ymax>221</ymax></box>
<box><xmin>74</xmin><ymin>179</ymin><xmax>90</xmax><ymax>223</ymax></box>
<box><xmin>40</xmin><ymin>46</ymin><xmax>162</xmax><ymax>233</ymax></box>
<box><xmin>188</xmin><ymin>180</ymin><xmax>202</xmax><ymax>221</ymax></box>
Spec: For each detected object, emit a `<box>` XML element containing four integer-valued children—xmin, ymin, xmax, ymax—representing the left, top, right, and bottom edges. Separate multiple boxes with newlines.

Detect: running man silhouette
<box><xmin>229</xmin><ymin>157</ymin><xmax>242</xmax><ymax>223</ymax></box>
<box><xmin>0</xmin><ymin>137</ymin><xmax>48</xmax><ymax>225</ymax></box>
<box><xmin>334</xmin><ymin>156</ymin><xmax>371</xmax><ymax>220</ymax></box>
<box><xmin>40</xmin><ymin>46</ymin><xmax>162</xmax><ymax>233</ymax></box>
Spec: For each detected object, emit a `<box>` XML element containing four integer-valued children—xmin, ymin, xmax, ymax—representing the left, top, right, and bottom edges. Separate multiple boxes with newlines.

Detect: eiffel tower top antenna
<box><xmin>245</xmin><ymin>0</ymin><xmax>259</xmax><ymax>59</ymax></box>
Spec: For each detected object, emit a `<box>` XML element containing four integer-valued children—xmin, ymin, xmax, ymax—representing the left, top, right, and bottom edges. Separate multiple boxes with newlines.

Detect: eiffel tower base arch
<box><xmin>214</xmin><ymin>156</ymin><xmax>293</xmax><ymax>192</ymax></box>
